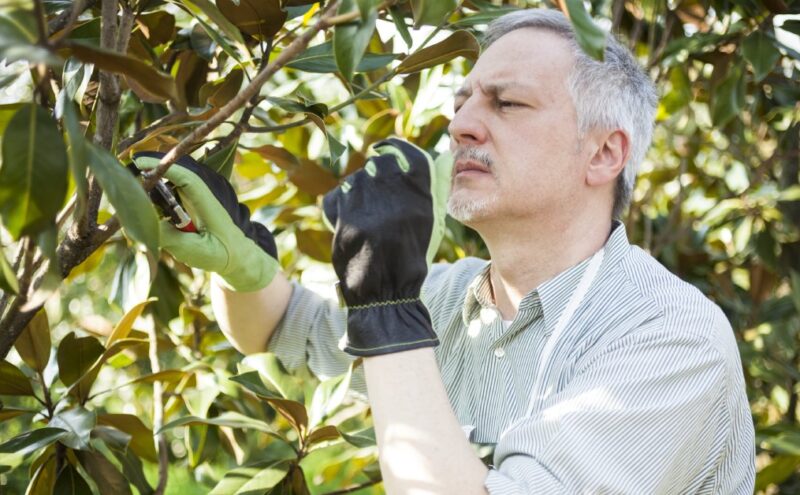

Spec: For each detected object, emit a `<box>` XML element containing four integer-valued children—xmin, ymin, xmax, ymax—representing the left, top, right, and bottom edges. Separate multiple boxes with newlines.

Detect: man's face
<box><xmin>447</xmin><ymin>28</ymin><xmax>588</xmax><ymax>227</ymax></box>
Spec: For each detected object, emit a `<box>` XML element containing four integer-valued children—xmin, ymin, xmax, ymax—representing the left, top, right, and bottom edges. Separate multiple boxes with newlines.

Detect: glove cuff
<box><xmin>343</xmin><ymin>300</ymin><xmax>439</xmax><ymax>356</ymax></box>
<box><xmin>212</xmin><ymin>251</ymin><xmax>280</xmax><ymax>292</ymax></box>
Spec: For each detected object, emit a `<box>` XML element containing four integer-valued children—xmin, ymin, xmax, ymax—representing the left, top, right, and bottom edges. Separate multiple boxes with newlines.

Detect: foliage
<box><xmin>0</xmin><ymin>0</ymin><xmax>798</xmax><ymax>493</ymax></box>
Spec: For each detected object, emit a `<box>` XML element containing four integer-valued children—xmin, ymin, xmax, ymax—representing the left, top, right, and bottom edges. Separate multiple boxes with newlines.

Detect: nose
<box><xmin>448</xmin><ymin>96</ymin><xmax>488</xmax><ymax>147</ymax></box>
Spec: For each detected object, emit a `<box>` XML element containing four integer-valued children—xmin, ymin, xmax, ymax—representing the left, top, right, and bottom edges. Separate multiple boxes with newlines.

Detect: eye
<box><xmin>496</xmin><ymin>99</ymin><xmax>521</xmax><ymax>109</ymax></box>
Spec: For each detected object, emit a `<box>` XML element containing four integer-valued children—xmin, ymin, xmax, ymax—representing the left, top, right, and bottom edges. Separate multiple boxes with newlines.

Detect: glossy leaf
<box><xmin>26</xmin><ymin>452</ymin><xmax>56</xmax><ymax>495</ymax></box>
<box><xmin>0</xmin><ymin>360</ymin><xmax>34</xmax><ymax>396</ymax></box>
<box><xmin>200</xmin><ymin>68</ymin><xmax>244</xmax><ymax>108</ymax></box>
<box><xmin>49</xmin><ymin>407</ymin><xmax>96</xmax><ymax>450</ymax></box>
<box><xmin>75</xmin><ymin>450</ymin><xmax>133</xmax><ymax>495</ymax></box>
<box><xmin>564</xmin><ymin>0</ymin><xmax>606</xmax><ymax>61</ymax></box>
<box><xmin>52</xmin><ymin>464</ymin><xmax>92</xmax><ymax>495</ymax></box>
<box><xmin>58</xmin><ymin>93</ymin><xmax>88</xmax><ymax>221</ymax></box>
<box><xmin>203</xmin><ymin>141</ymin><xmax>238</xmax><ymax>180</ymax></box>
<box><xmin>97</xmin><ymin>414</ymin><xmax>158</xmax><ymax>463</ymax></box>
<box><xmin>397</xmin><ymin>30</ymin><xmax>480</xmax><ymax>74</ymax></box>
<box><xmin>106</xmin><ymin>298</ymin><xmax>156</xmax><ymax>347</ymax></box>
<box><xmin>334</xmin><ymin>0</ymin><xmax>378</xmax><ymax>82</ymax></box>
<box><xmin>14</xmin><ymin>309</ymin><xmax>50</xmax><ymax>373</ymax></box>
<box><xmin>217</xmin><ymin>0</ymin><xmax>287</xmax><ymax>39</ymax></box>
<box><xmin>0</xmin><ymin>103</ymin><xmax>69</xmax><ymax>239</ymax></box>
<box><xmin>209</xmin><ymin>460</ymin><xmax>291</xmax><ymax>495</ymax></box>
<box><xmin>409</xmin><ymin>0</ymin><xmax>457</xmax><ymax>28</ymax></box>
<box><xmin>711</xmin><ymin>64</ymin><xmax>745</xmax><ymax>127</ymax></box>
<box><xmin>64</xmin><ymin>42</ymin><xmax>178</xmax><ymax>102</ymax></box>
<box><xmin>242</xmin><ymin>353</ymin><xmax>301</xmax><ymax>400</ymax></box>
<box><xmin>339</xmin><ymin>426</ymin><xmax>376</xmax><ymax>448</ymax></box>
<box><xmin>742</xmin><ymin>31</ymin><xmax>780</xmax><ymax>82</ymax></box>
<box><xmin>0</xmin><ymin>249</ymin><xmax>18</xmax><ymax>294</ymax></box>
<box><xmin>288</xmin><ymin>41</ymin><xmax>396</xmax><ymax>73</ymax></box>
<box><xmin>295</xmin><ymin>228</ymin><xmax>333</xmax><ymax>263</ymax></box>
<box><xmin>178</xmin><ymin>0</ymin><xmax>247</xmax><ymax>48</ymax></box>
<box><xmin>305</xmin><ymin>425</ymin><xmax>340</xmax><ymax>447</ymax></box>
<box><xmin>0</xmin><ymin>9</ymin><xmax>61</xmax><ymax>65</ymax></box>
<box><xmin>86</xmin><ymin>143</ymin><xmax>160</xmax><ymax>254</ymax></box>
<box><xmin>230</xmin><ymin>370</ymin><xmax>281</xmax><ymax>399</ymax></box>
<box><xmin>160</xmin><ymin>412</ymin><xmax>284</xmax><ymax>438</ymax></box>
<box><xmin>0</xmin><ymin>427</ymin><xmax>67</xmax><ymax>456</ymax></box>
<box><xmin>57</xmin><ymin>332</ymin><xmax>104</xmax><ymax>387</ymax></box>
<box><xmin>0</xmin><ymin>407</ymin><xmax>34</xmax><ymax>422</ymax></box>
<box><xmin>69</xmin><ymin>338</ymin><xmax>148</xmax><ymax>402</ymax></box>
<box><xmin>308</xmin><ymin>365</ymin><xmax>352</xmax><ymax>427</ymax></box>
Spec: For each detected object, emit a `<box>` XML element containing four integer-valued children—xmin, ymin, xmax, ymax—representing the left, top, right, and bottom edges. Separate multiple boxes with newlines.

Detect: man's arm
<box><xmin>364</xmin><ymin>348</ymin><xmax>488</xmax><ymax>494</ymax></box>
<box><xmin>210</xmin><ymin>272</ymin><xmax>292</xmax><ymax>355</ymax></box>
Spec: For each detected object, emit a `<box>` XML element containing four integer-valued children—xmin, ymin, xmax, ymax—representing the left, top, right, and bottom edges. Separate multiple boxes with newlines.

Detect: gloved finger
<box><xmin>373</xmin><ymin>138</ymin><xmax>432</xmax><ymax>180</ymax></box>
<box><xmin>159</xmin><ymin>220</ymin><xmax>229</xmax><ymax>273</ymax></box>
<box><xmin>370</xmin><ymin>153</ymin><xmax>404</xmax><ymax>181</ymax></box>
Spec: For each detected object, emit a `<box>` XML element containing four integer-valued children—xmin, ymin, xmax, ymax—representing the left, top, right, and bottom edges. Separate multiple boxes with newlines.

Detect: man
<box><xmin>134</xmin><ymin>8</ymin><xmax>755</xmax><ymax>494</ymax></box>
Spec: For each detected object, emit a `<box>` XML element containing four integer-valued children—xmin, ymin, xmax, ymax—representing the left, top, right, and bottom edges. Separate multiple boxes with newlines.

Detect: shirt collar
<box><xmin>460</xmin><ymin>220</ymin><xmax>630</xmax><ymax>329</ymax></box>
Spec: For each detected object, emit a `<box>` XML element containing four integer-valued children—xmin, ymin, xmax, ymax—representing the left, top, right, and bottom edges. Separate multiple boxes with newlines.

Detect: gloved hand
<box><xmin>131</xmin><ymin>151</ymin><xmax>280</xmax><ymax>292</ymax></box>
<box><xmin>322</xmin><ymin>138</ymin><xmax>452</xmax><ymax>356</ymax></box>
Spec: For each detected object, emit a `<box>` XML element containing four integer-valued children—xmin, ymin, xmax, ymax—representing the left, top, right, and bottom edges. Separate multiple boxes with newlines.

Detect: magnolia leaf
<box><xmin>305</xmin><ymin>425</ymin><xmax>340</xmax><ymax>447</ymax></box>
<box><xmin>742</xmin><ymin>31</ymin><xmax>781</xmax><ymax>82</ymax></box>
<box><xmin>49</xmin><ymin>407</ymin><xmax>96</xmax><ymax>450</ymax></box>
<box><xmin>58</xmin><ymin>93</ymin><xmax>88</xmax><ymax>220</ymax></box>
<box><xmin>564</xmin><ymin>0</ymin><xmax>606</xmax><ymax>61</ymax></box>
<box><xmin>26</xmin><ymin>452</ymin><xmax>56</xmax><ymax>495</ymax></box>
<box><xmin>57</xmin><ymin>332</ymin><xmax>104</xmax><ymax>387</ymax></box>
<box><xmin>339</xmin><ymin>426</ymin><xmax>376</xmax><ymax>448</ymax></box>
<box><xmin>201</xmin><ymin>68</ymin><xmax>244</xmax><ymax>108</ymax></box>
<box><xmin>0</xmin><ymin>428</ymin><xmax>67</xmax><ymax>456</ymax></box>
<box><xmin>242</xmin><ymin>353</ymin><xmax>302</xmax><ymax>400</ymax></box>
<box><xmin>409</xmin><ymin>0</ymin><xmax>457</xmax><ymax>28</ymax></box>
<box><xmin>0</xmin><ymin>249</ymin><xmax>19</xmax><ymax>295</ymax></box>
<box><xmin>711</xmin><ymin>64</ymin><xmax>745</xmax><ymax>127</ymax></box>
<box><xmin>0</xmin><ymin>360</ymin><xmax>34</xmax><ymax>396</ymax></box>
<box><xmin>75</xmin><ymin>450</ymin><xmax>133</xmax><ymax>495</ymax></box>
<box><xmin>308</xmin><ymin>365</ymin><xmax>352</xmax><ymax>428</ymax></box>
<box><xmin>217</xmin><ymin>0</ymin><xmax>287</xmax><ymax>39</ymax></box>
<box><xmin>295</xmin><ymin>228</ymin><xmax>333</xmax><ymax>263</ymax></box>
<box><xmin>160</xmin><ymin>412</ymin><xmax>284</xmax><ymax>439</ymax></box>
<box><xmin>209</xmin><ymin>460</ymin><xmax>291</xmax><ymax>495</ymax></box>
<box><xmin>53</xmin><ymin>464</ymin><xmax>92</xmax><ymax>495</ymax></box>
<box><xmin>178</xmin><ymin>0</ymin><xmax>247</xmax><ymax>48</ymax></box>
<box><xmin>334</xmin><ymin>0</ymin><xmax>378</xmax><ymax>82</ymax></box>
<box><xmin>0</xmin><ymin>103</ymin><xmax>69</xmax><ymax>239</ymax></box>
<box><xmin>397</xmin><ymin>30</ymin><xmax>480</xmax><ymax>74</ymax></box>
<box><xmin>202</xmin><ymin>140</ymin><xmax>238</xmax><ymax>180</ymax></box>
<box><xmin>69</xmin><ymin>338</ymin><xmax>148</xmax><ymax>402</ymax></box>
<box><xmin>64</xmin><ymin>42</ymin><xmax>178</xmax><ymax>101</ymax></box>
<box><xmin>106</xmin><ymin>298</ymin><xmax>156</xmax><ymax>347</ymax></box>
<box><xmin>96</xmin><ymin>414</ymin><xmax>157</xmax><ymax>463</ymax></box>
<box><xmin>85</xmin><ymin>144</ymin><xmax>160</xmax><ymax>254</ymax></box>
<box><xmin>0</xmin><ymin>407</ymin><xmax>35</xmax><ymax>422</ymax></box>
<box><xmin>288</xmin><ymin>41</ymin><xmax>396</xmax><ymax>73</ymax></box>
<box><xmin>14</xmin><ymin>309</ymin><xmax>51</xmax><ymax>373</ymax></box>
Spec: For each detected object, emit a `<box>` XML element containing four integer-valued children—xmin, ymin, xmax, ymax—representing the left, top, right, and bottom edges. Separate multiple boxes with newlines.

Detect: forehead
<box><xmin>464</xmin><ymin>28</ymin><xmax>575</xmax><ymax>92</ymax></box>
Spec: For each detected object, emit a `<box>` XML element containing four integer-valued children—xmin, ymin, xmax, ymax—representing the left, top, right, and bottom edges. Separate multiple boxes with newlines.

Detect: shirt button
<box><xmin>494</xmin><ymin>347</ymin><xmax>505</xmax><ymax>359</ymax></box>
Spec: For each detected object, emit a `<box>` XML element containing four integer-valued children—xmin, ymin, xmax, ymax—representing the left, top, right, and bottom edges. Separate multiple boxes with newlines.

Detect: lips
<box><xmin>454</xmin><ymin>159</ymin><xmax>491</xmax><ymax>176</ymax></box>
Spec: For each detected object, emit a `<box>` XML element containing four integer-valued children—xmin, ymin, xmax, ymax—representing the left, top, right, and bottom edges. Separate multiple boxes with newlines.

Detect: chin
<box><xmin>447</xmin><ymin>195</ymin><xmax>496</xmax><ymax>225</ymax></box>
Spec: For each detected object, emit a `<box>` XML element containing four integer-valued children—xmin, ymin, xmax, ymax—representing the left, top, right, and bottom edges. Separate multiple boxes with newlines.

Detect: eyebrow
<box><xmin>454</xmin><ymin>81</ymin><xmax>537</xmax><ymax>99</ymax></box>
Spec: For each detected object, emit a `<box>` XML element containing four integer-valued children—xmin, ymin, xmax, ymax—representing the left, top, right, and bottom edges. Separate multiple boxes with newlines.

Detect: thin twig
<box><xmin>148</xmin><ymin>315</ymin><xmax>169</xmax><ymax>495</ymax></box>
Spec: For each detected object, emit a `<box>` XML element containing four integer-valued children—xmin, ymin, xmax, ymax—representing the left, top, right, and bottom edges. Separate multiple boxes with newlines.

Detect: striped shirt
<box><xmin>269</xmin><ymin>222</ymin><xmax>755</xmax><ymax>494</ymax></box>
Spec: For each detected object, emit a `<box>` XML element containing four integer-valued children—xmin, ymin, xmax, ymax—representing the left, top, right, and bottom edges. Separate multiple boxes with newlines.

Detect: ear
<box><xmin>586</xmin><ymin>130</ymin><xmax>630</xmax><ymax>187</ymax></box>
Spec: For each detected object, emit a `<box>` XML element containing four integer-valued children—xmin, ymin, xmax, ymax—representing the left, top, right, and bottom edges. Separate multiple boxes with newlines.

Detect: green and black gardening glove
<box><xmin>322</xmin><ymin>138</ymin><xmax>452</xmax><ymax>357</ymax></box>
<box><xmin>131</xmin><ymin>152</ymin><xmax>280</xmax><ymax>292</ymax></box>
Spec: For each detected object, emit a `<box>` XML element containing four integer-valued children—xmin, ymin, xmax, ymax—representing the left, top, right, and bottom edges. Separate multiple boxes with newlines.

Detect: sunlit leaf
<box><xmin>409</xmin><ymin>0</ymin><xmax>457</xmax><ymax>28</ymax></box>
<box><xmin>398</xmin><ymin>30</ymin><xmax>479</xmax><ymax>74</ymax></box>
<box><xmin>217</xmin><ymin>0</ymin><xmax>287</xmax><ymax>39</ymax></box>
<box><xmin>0</xmin><ymin>360</ymin><xmax>34</xmax><ymax>396</ymax></box>
<box><xmin>49</xmin><ymin>407</ymin><xmax>96</xmax><ymax>450</ymax></box>
<box><xmin>334</xmin><ymin>0</ymin><xmax>378</xmax><ymax>82</ymax></box>
<box><xmin>0</xmin><ymin>103</ymin><xmax>69</xmax><ymax>239</ymax></box>
<box><xmin>26</xmin><ymin>452</ymin><xmax>56</xmax><ymax>495</ymax></box>
<box><xmin>57</xmin><ymin>332</ymin><xmax>104</xmax><ymax>387</ymax></box>
<box><xmin>106</xmin><ymin>298</ymin><xmax>156</xmax><ymax>347</ymax></box>
<box><xmin>96</xmin><ymin>414</ymin><xmax>157</xmax><ymax>463</ymax></box>
<box><xmin>160</xmin><ymin>412</ymin><xmax>285</xmax><ymax>439</ymax></box>
<box><xmin>0</xmin><ymin>249</ymin><xmax>19</xmax><ymax>295</ymax></box>
<box><xmin>209</xmin><ymin>459</ymin><xmax>291</xmax><ymax>495</ymax></box>
<box><xmin>14</xmin><ymin>309</ymin><xmax>50</xmax><ymax>373</ymax></box>
<box><xmin>288</xmin><ymin>41</ymin><xmax>396</xmax><ymax>73</ymax></box>
<box><xmin>563</xmin><ymin>0</ymin><xmax>606</xmax><ymax>61</ymax></box>
<box><xmin>0</xmin><ymin>427</ymin><xmax>67</xmax><ymax>456</ymax></box>
<box><xmin>339</xmin><ymin>426</ymin><xmax>376</xmax><ymax>448</ymax></box>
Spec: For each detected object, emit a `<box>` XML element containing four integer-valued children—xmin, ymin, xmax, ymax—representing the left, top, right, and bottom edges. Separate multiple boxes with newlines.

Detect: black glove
<box><xmin>322</xmin><ymin>138</ymin><xmax>452</xmax><ymax>356</ymax></box>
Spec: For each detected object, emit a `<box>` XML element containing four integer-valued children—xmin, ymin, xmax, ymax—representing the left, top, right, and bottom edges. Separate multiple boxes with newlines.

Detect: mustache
<box><xmin>453</xmin><ymin>147</ymin><xmax>493</xmax><ymax>169</ymax></box>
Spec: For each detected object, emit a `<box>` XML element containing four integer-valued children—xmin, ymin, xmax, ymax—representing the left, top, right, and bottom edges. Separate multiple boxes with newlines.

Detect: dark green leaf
<box><xmin>209</xmin><ymin>460</ymin><xmax>291</xmax><ymax>495</ymax></box>
<box><xmin>96</xmin><ymin>414</ymin><xmax>157</xmax><ymax>463</ymax></box>
<box><xmin>0</xmin><ymin>360</ymin><xmax>34</xmax><ymax>396</ymax></box>
<box><xmin>0</xmin><ymin>407</ymin><xmax>35</xmax><ymax>422</ymax></box>
<box><xmin>288</xmin><ymin>41</ymin><xmax>396</xmax><ymax>73</ymax></box>
<box><xmin>339</xmin><ymin>427</ymin><xmax>376</xmax><ymax>448</ymax></box>
<box><xmin>49</xmin><ymin>407</ymin><xmax>96</xmax><ymax>450</ymax></box>
<box><xmin>202</xmin><ymin>141</ymin><xmax>238</xmax><ymax>180</ymax></box>
<box><xmin>217</xmin><ymin>0</ymin><xmax>287</xmax><ymax>39</ymax></box>
<box><xmin>742</xmin><ymin>31</ymin><xmax>781</xmax><ymax>82</ymax></box>
<box><xmin>14</xmin><ymin>309</ymin><xmax>50</xmax><ymax>373</ymax></box>
<box><xmin>305</xmin><ymin>425</ymin><xmax>340</xmax><ymax>447</ymax></box>
<box><xmin>53</xmin><ymin>464</ymin><xmax>92</xmax><ymax>495</ymax></box>
<box><xmin>711</xmin><ymin>63</ymin><xmax>745</xmax><ymax>127</ymax></box>
<box><xmin>86</xmin><ymin>144</ymin><xmax>160</xmax><ymax>254</ymax></box>
<box><xmin>398</xmin><ymin>30</ymin><xmax>480</xmax><ymax>74</ymax></box>
<box><xmin>334</xmin><ymin>0</ymin><xmax>378</xmax><ymax>82</ymax></box>
<box><xmin>160</xmin><ymin>412</ymin><xmax>284</xmax><ymax>438</ymax></box>
<box><xmin>93</xmin><ymin>427</ymin><xmax>154</xmax><ymax>495</ymax></box>
<box><xmin>450</xmin><ymin>6</ymin><xmax>519</xmax><ymax>28</ymax></box>
<box><xmin>230</xmin><ymin>370</ymin><xmax>281</xmax><ymax>398</ymax></box>
<box><xmin>69</xmin><ymin>338</ymin><xmax>147</xmax><ymax>402</ymax></box>
<box><xmin>75</xmin><ymin>450</ymin><xmax>133</xmax><ymax>495</ymax></box>
<box><xmin>26</xmin><ymin>452</ymin><xmax>56</xmax><ymax>495</ymax></box>
<box><xmin>56</xmin><ymin>331</ymin><xmax>104</xmax><ymax>387</ymax></box>
<box><xmin>57</xmin><ymin>94</ymin><xmax>88</xmax><ymax>222</ymax></box>
<box><xmin>0</xmin><ymin>9</ymin><xmax>62</xmax><ymax>65</ymax></box>
<box><xmin>389</xmin><ymin>5</ymin><xmax>413</xmax><ymax>47</ymax></box>
<box><xmin>0</xmin><ymin>427</ymin><xmax>67</xmax><ymax>456</ymax></box>
<box><xmin>308</xmin><ymin>366</ymin><xmax>351</xmax><ymax>427</ymax></box>
<box><xmin>0</xmin><ymin>103</ymin><xmax>69</xmax><ymax>239</ymax></box>
<box><xmin>755</xmin><ymin>455</ymin><xmax>800</xmax><ymax>491</ymax></box>
<box><xmin>564</xmin><ymin>0</ymin><xmax>606</xmax><ymax>61</ymax></box>
<box><xmin>409</xmin><ymin>0</ymin><xmax>457</xmax><ymax>28</ymax></box>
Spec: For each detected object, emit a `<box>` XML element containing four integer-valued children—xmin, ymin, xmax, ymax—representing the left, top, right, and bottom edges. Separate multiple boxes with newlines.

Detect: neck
<box><xmin>476</xmin><ymin>212</ymin><xmax>612</xmax><ymax>320</ymax></box>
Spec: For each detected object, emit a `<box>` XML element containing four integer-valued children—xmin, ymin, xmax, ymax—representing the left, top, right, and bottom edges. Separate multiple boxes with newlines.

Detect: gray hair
<box><xmin>483</xmin><ymin>9</ymin><xmax>658</xmax><ymax>219</ymax></box>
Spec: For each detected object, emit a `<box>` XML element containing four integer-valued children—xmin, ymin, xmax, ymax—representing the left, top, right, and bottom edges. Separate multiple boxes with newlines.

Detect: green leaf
<box><xmin>0</xmin><ymin>9</ymin><xmax>62</xmax><ymax>66</ymax></box>
<box><xmin>564</xmin><ymin>0</ymin><xmax>606</xmax><ymax>61</ymax></box>
<box><xmin>106</xmin><ymin>298</ymin><xmax>156</xmax><ymax>347</ymax></box>
<box><xmin>85</xmin><ymin>143</ymin><xmax>160</xmax><ymax>254</ymax></box>
<box><xmin>69</xmin><ymin>338</ymin><xmax>147</xmax><ymax>402</ymax></box>
<box><xmin>305</xmin><ymin>425</ymin><xmax>340</xmax><ymax>447</ymax></box>
<box><xmin>75</xmin><ymin>450</ymin><xmax>133</xmax><ymax>495</ymax></box>
<box><xmin>450</xmin><ymin>5</ymin><xmax>519</xmax><ymax>28</ymax></box>
<box><xmin>790</xmin><ymin>271</ymin><xmax>800</xmax><ymax>316</ymax></box>
<box><xmin>0</xmin><ymin>407</ymin><xmax>35</xmax><ymax>422</ymax></box>
<box><xmin>242</xmin><ymin>353</ymin><xmax>302</xmax><ymax>400</ymax></box>
<box><xmin>64</xmin><ymin>42</ymin><xmax>178</xmax><ymax>102</ymax></box>
<box><xmin>397</xmin><ymin>30</ymin><xmax>480</xmax><ymax>74</ymax></box>
<box><xmin>711</xmin><ymin>63</ymin><xmax>745</xmax><ymax>127</ymax></box>
<box><xmin>203</xmin><ymin>140</ymin><xmax>238</xmax><ymax>180</ymax></box>
<box><xmin>217</xmin><ymin>0</ymin><xmax>287</xmax><ymax>39</ymax></box>
<box><xmin>334</xmin><ymin>0</ymin><xmax>378</xmax><ymax>82</ymax></box>
<box><xmin>0</xmin><ymin>427</ymin><xmax>67</xmax><ymax>456</ymax></box>
<box><xmin>0</xmin><ymin>249</ymin><xmax>19</xmax><ymax>294</ymax></box>
<box><xmin>49</xmin><ymin>407</ymin><xmax>96</xmax><ymax>450</ymax></box>
<box><xmin>230</xmin><ymin>370</ymin><xmax>281</xmax><ymax>398</ymax></box>
<box><xmin>178</xmin><ymin>0</ymin><xmax>247</xmax><ymax>48</ymax></box>
<box><xmin>288</xmin><ymin>41</ymin><xmax>396</xmax><ymax>73</ymax></box>
<box><xmin>14</xmin><ymin>308</ymin><xmax>51</xmax><ymax>373</ymax></box>
<box><xmin>53</xmin><ymin>464</ymin><xmax>92</xmax><ymax>495</ymax></box>
<box><xmin>97</xmin><ymin>413</ymin><xmax>158</xmax><ymax>463</ymax></box>
<box><xmin>389</xmin><ymin>5</ymin><xmax>413</xmax><ymax>47</ymax></box>
<box><xmin>160</xmin><ymin>412</ymin><xmax>284</xmax><ymax>439</ymax></box>
<box><xmin>93</xmin><ymin>427</ymin><xmax>154</xmax><ymax>495</ymax></box>
<box><xmin>210</xmin><ymin>460</ymin><xmax>291</xmax><ymax>495</ymax></box>
<box><xmin>57</xmin><ymin>331</ymin><xmax>104</xmax><ymax>387</ymax></box>
<box><xmin>755</xmin><ymin>455</ymin><xmax>800</xmax><ymax>491</ymax></box>
<box><xmin>58</xmin><ymin>92</ymin><xmax>88</xmax><ymax>220</ymax></box>
<box><xmin>339</xmin><ymin>426</ymin><xmax>376</xmax><ymax>448</ymax></box>
<box><xmin>308</xmin><ymin>365</ymin><xmax>352</xmax><ymax>428</ymax></box>
<box><xmin>0</xmin><ymin>360</ymin><xmax>34</xmax><ymax>396</ymax></box>
<box><xmin>742</xmin><ymin>31</ymin><xmax>781</xmax><ymax>82</ymax></box>
<box><xmin>0</xmin><ymin>103</ymin><xmax>69</xmax><ymax>239</ymax></box>
<box><xmin>26</xmin><ymin>452</ymin><xmax>56</xmax><ymax>495</ymax></box>
<box><xmin>409</xmin><ymin>0</ymin><xmax>457</xmax><ymax>28</ymax></box>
